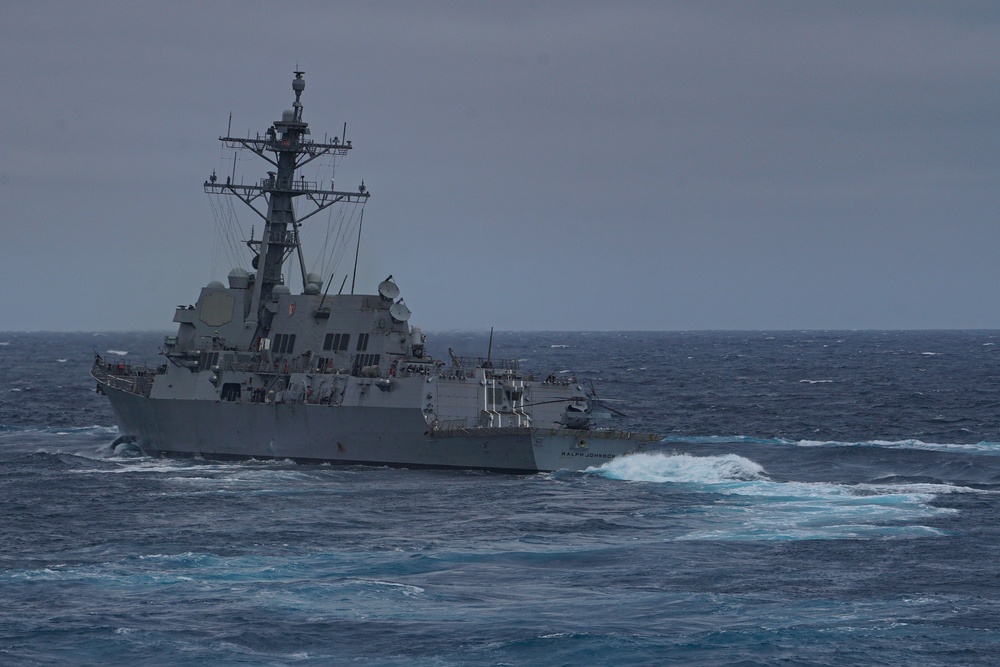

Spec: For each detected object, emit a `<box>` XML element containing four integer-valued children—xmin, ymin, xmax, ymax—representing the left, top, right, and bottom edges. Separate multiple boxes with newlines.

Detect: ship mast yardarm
<box><xmin>204</xmin><ymin>71</ymin><xmax>370</xmax><ymax>345</ymax></box>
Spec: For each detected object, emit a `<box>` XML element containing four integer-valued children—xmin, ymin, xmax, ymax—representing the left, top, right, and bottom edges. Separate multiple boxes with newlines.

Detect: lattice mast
<box><xmin>204</xmin><ymin>71</ymin><xmax>370</xmax><ymax>339</ymax></box>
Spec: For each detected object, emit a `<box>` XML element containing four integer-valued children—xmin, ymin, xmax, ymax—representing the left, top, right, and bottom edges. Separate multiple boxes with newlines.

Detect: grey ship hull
<box><xmin>94</xmin><ymin>73</ymin><xmax>662</xmax><ymax>472</ymax></box>
<box><xmin>102</xmin><ymin>384</ymin><xmax>658</xmax><ymax>473</ymax></box>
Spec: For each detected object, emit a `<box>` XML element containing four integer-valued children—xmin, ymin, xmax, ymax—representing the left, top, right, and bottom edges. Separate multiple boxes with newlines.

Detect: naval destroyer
<box><xmin>92</xmin><ymin>72</ymin><xmax>660</xmax><ymax>472</ymax></box>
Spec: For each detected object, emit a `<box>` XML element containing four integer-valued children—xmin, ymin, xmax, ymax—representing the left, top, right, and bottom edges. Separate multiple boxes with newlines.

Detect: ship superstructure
<box><xmin>93</xmin><ymin>72</ymin><xmax>658</xmax><ymax>472</ymax></box>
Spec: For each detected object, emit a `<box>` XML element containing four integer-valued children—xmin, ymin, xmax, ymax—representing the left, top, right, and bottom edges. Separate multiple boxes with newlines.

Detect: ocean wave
<box><xmin>586</xmin><ymin>452</ymin><xmax>967</xmax><ymax>542</ymax></box>
<box><xmin>0</xmin><ymin>424</ymin><xmax>120</xmax><ymax>441</ymax></box>
<box><xmin>589</xmin><ymin>452</ymin><xmax>767</xmax><ymax>484</ymax></box>
<box><xmin>795</xmin><ymin>439</ymin><xmax>1000</xmax><ymax>455</ymax></box>
<box><xmin>658</xmin><ymin>435</ymin><xmax>792</xmax><ymax>446</ymax></box>
<box><xmin>344</xmin><ymin>578</ymin><xmax>425</xmax><ymax>596</ymax></box>
<box><xmin>591</xmin><ymin>452</ymin><xmax>987</xmax><ymax>496</ymax></box>
<box><xmin>659</xmin><ymin>434</ymin><xmax>1000</xmax><ymax>455</ymax></box>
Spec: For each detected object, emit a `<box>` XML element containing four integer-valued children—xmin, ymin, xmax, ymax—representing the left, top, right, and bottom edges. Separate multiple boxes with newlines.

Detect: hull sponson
<box><xmin>102</xmin><ymin>384</ymin><xmax>654</xmax><ymax>473</ymax></box>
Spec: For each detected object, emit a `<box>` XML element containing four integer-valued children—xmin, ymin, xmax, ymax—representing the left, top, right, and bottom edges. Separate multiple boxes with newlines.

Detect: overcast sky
<box><xmin>3</xmin><ymin>1</ymin><xmax>999</xmax><ymax>331</ymax></box>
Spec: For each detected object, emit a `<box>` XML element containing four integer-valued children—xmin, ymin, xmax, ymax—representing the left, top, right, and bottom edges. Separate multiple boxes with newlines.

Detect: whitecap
<box><xmin>106</xmin><ymin>349</ymin><xmax>129</xmax><ymax>356</ymax></box>
<box><xmin>345</xmin><ymin>578</ymin><xmax>425</xmax><ymax>596</ymax></box>
<box><xmin>588</xmin><ymin>452</ymin><xmax>767</xmax><ymax>484</ymax></box>
<box><xmin>659</xmin><ymin>434</ymin><xmax>790</xmax><ymax>446</ymax></box>
<box><xmin>72</xmin><ymin>462</ymin><xmax>186</xmax><ymax>475</ymax></box>
<box><xmin>586</xmin><ymin>452</ymin><xmax>967</xmax><ymax>542</ymax></box>
<box><xmin>796</xmin><ymin>438</ymin><xmax>1000</xmax><ymax>455</ymax></box>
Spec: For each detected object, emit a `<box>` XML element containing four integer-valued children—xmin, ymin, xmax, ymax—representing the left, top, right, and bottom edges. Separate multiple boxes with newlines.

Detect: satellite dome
<box><xmin>282</xmin><ymin>109</ymin><xmax>295</xmax><ymax>122</ymax></box>
<box><xmin>304</xmin><ymin>282</ymin><xmax>321</xmax><ymax>295</ymax></box>
<box><xmin>272</xmin><ymin>285</ymin><xmax>291</xmax><ymax>299</ymax></box>
<box><xmin>306</xmin><ymin>272</ymin><xmax>323</xmax><ymax>288</ymax></box>
<box><xmin>228</xmin><ymin>268</ymin><xmax>250</xmax><ymax>289</ymax></box>
<box><xmin>206</xmin><ymin>280</ymin><xmax>226</xmax><ymax>290</ymax></box>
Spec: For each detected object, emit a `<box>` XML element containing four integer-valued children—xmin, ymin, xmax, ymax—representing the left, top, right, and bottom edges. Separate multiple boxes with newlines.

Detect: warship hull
<box><xmin>92</xmin><ymin>72</ymin><xmax>662</xmax><ymax>473</ymax></box>
<box><xmin>102</xmin><ymin>384</ymin><xmax>657</xmax><ymax>473</ymax></box>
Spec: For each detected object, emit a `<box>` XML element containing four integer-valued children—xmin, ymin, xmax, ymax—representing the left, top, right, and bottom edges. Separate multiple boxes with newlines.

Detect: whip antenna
<box><xmin>351</xmin><ymin>209</ymin><xmax>364</xmax><ymax>294</ymax></box>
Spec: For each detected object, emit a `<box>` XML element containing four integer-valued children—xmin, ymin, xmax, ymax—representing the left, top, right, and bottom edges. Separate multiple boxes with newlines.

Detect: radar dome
<box><xmin>306</xmin><ymin>272</ymin><xmax>323</xmax><ymax>287</ymax></box>
<box><xmin>206</xmin><ymin>280</ymin><xmax>226</xmax><ymax>290</ymax></box>
<box><xmin>272</xmin><ymin>285</ymin><xmax>291</xmax><ymax>299</ymax></box>
<box><xmin>304</xmin><ymin>283</ymin><xmax>321</xmax><ymax>295</ymax></box>
<box><xmin>228</xmin><ymin>268</ymin><xmax>250</xmax><ymax>289</ymax></box>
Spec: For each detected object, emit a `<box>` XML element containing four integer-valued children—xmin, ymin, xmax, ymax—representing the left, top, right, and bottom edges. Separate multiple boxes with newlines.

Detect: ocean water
<box><xmin>1</xmin><ymin>330</ymin><xmax>999</xmax><ymax>666</ymax></box>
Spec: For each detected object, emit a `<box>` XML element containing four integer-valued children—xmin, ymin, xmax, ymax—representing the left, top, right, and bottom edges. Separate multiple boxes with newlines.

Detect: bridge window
<box><xmin>323</xmin><ymin>332</ymin><xmax>351</xmax><ymax>352</ymax></box>
<box><xmin>273</xmin><ymin>333</ymin><xmax>297</xmax><ymax>354</ymax></box>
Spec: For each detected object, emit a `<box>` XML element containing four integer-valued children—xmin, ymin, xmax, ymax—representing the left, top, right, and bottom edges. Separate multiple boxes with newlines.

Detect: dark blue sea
<box><xmin>2</xmin><ymin>330</ymin><xmax>999</xmax><ymax>666</ymax></box>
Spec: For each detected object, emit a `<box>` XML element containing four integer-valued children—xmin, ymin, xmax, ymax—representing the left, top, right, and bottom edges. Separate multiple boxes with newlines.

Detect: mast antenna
<box><xmin>203</xmin><ymin>71</ymin><xmax>370</xmax><ymax>339</ymax></box>
<box><xmin>317</xmin><ymin>272</ymin><xmax>335</xmax><ymax>312</ymax></box>
<box><xmin>351</xmin><ymin>209</ymin><xmax>364</xmax><ymax>295</ymax></box>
